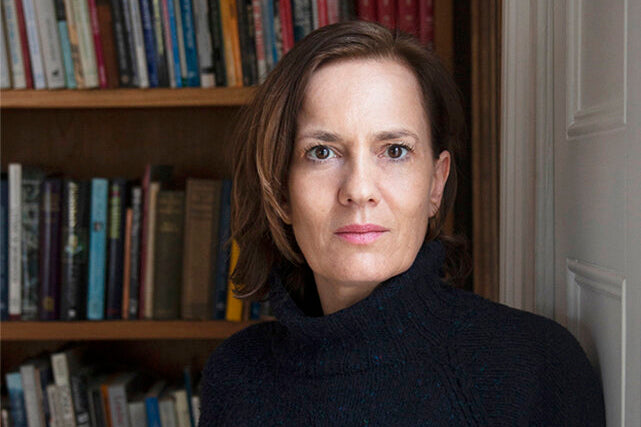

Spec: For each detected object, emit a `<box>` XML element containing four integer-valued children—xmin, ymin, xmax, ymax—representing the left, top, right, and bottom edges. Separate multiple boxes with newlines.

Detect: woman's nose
<box><xmin>337</xmin><ymin>156</ymin><xmax>381</xmax><ymax>207</ymax></box>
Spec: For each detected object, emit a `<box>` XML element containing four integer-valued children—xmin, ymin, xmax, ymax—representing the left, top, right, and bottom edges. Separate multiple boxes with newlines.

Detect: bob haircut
<box><xmin>231</xmin><ymin>20</ymin><xmax>469</xmax><ymax>308</ymax></box>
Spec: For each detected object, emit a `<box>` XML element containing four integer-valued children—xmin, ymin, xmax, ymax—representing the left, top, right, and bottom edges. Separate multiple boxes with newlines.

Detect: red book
<box><xmin>357</xmin><ymin>0</ymin><xmax>377</xmax><ymax>22</ymax></box>
<box><xmin>418</xmin><ymin>0</ymin><xmax>434</xmax><ymax>46</ymax></box>
<box><xmin>87</xmin><ymin>0</ymin><xmax>108</xmax><ymax>88</ymax></box>
<box><xmin>377</xmin><ymin>0</ymin><xmax>396</xmax><ymax>30</ymax></box>
<box><xmin>397</xmin><ymin>0</ymin><xmax>418</xmax><ymax>37</ymax></box>
<box><xmin>279</xmin><ymin>0</ymin><xmax>294</xmax><ymax>54</ymax></box>
<box><xmin>13</xmin><ymin>0</ymin><xmax>33</xmax><ymax>88</ymax></box>
<box><xmin>326</xmin><ymin>0</ymin><xmax>339</xmax><ymax>24</ymax></box>
<box><xmin>317</xmin><ymin>0</ymin><xmax>328</xmax><ymax>27</ymax></box>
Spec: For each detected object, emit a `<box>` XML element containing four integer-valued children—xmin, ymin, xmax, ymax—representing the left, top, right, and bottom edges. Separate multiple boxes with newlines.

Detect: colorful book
<box><xmin>144</xmin><ymin>381</ymin><xmax>166</xmax><ymax>427</ymax></box>
<box><xmin>1</xmin><ymin>176</ymin><xmax>9</xmax><ymax>320</ymax></box>
<box><xmin>39</xmin><ymin>176</ymin><xmax>63</xmax><ymax>321</ymax></box>
<box><xmin>182</xmin><ymin>367</ymin><xmax>195</xmax><ymax>427</ymax></box>
<box><xmin>35</xmin><ymin>0</ymin><xmax>66</xmax><ymax>88</ymax></box>
<box><xmin>177</xmin><ymin>0</ymin><xmax>199</xmax><ymax>86</ymax></box>
<box><xmin>212</xmin><ymin>179</ymin><xmax>231</xmax><ymax>319</ymax></box>
<box><xmin>73</xmin><ymin>0</ymin><xmax>99</xmax><ymax>87</ymax></box>
<box><xmin>160</xmin><ymin>0</ymin><xmax>181</xmax><ymax>87</ymax></box>
<box><xmin>152</xmin><ymin>190</ymin><xmax>185</xmax><ymax>320</ymax></box>
<box><xmin>14</xmin><ymin>0</ymin><xmax>34</xmax><ymax>87</ymax></box>
<box><xmin>69</xmin><ymin>364</ymin><xmax>94</xmax><ymax>427</ymax></box>
<box><xmin>181</xmin><ymin>179</ymin><xmax>220</xmax><ymax>320</ymax></box>
<box><xmin>5</xmin><ymin>371</ymin><xmax>28</xmax><ymax>427</ymax></box>
<box><xmin>259</xmin><ymin>0</ymin><xmax>276</xmax><ymax>74</ymax></box>
<box><xmin>251</xmin><ymin>0</ymin><xmax>266</xmax><ymax>82</ymax></box>
<box><xmin>53</xmin><ymin>0</ymin><xmax>77</xmax><ymax>87</ymax></box>
<box><xmin>277</xmin><ymin>0</ymin><xmax>293</xmax><ymax>55</ymax></box>
<box><xmin>21</xmin><ymin>0</ymin><xmax>47</xmax><ymax>88</ymax></box>
<box><xmin>224</xmin><ymin>239</ymin><xmax>242</xmax><ymax>321</ymax></box>
<box><xmin>1</xmin><ymin>0</ymin><xmax>27</xmax><ymax>88</ymax></box>
<box><xmin>326</xmin><ymin>0</ymin><xmax>339</xmax><ymax>24</ymax></box>
<box><xmin>87</xmin><ymin>178</ymin><xmax>108</xmax><ymax>320</ymax></box>
<box><xmin>105</xmin><ymin>178</ymin><xmax>127</xmax><ymax>319</ymax></box>
<box><xmin>63</xmin><ymin>0</ymin><xmax>84</xmax><ymax>86</ymax></box>
<box><xmin>20</xmin><ymin>167</ymin><xmax>45</xmax><ymax>320</ymax></box>
<box><xmin>219</xmin><ymin>0</ymin><xmax>241</xmax><ymax>87</ymax></box>
<box><xmin>86</xmin><ymin>0</ymin><xmax>107</xmax><ymax>87</ymax></box>
<box><xmin>107</xmin><ymin>372</ymin><xmax>153</xmax><ymax>427</ymax></box>
<box><xmin>237</xmin><ymin>0</ymin><xmax>257</xmax><ymax>85</ymax></box>
<box><xmin>60</xmin><ymin>179</ymin><xmax>90</xmax><ymax>321</ymax></box>
<box><xmin>139</xmin><ymin>0</ymin><xmax>159</xmax><ymax>86</ymax></box>
<box><xmin>8</xmin><ymin>164</ymin><xmax>22</xmax><ymax>319</ymax></box>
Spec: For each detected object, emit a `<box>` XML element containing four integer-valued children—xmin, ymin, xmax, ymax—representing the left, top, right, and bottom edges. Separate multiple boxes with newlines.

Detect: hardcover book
<box><xmin>39</xmin><ymin>176</ymin><xmax>62</xmax><ymax>321</ymax></box>
<box><xmin>105</xmin><ymin>178</ymin><xmax>127</xmax><ymax>319</ymax></box>
<box><xmin>87</xmin><ymin>178</ymin><xmax>109</xmax><ymax>320</ymax></box>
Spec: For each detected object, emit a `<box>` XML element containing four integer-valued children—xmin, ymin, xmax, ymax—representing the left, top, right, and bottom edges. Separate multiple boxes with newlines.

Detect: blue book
<box><xmin>178</xmin><ymin>0</ymin><xmax>200</xmax><ymax>86</ymax></box>
<box><xmin>139</xmin><ymin>0</ymin><xmax>160</xmax><ymax>87</ymax></box>
<box><xmin>87</xmin><ymin>178</ymin><xmax>109</xmax><ymax>320</ymax></box>
<box><xmin>212</xmin><ymin>180</ymin><xmax>231</xmax><ymax>319</ymax></box>
<box><xmin>53</xmin><ymin>0</ymin><xmax>76</xmax><ymax>88</ymax></box>
<box><xmin>165</xmin><ymin>0</ymin><xmax>182</xmax><ymax>87</ymax></box>
<box><xmin>250</xmin><ymin>301</ymin><xmax>261</xmax><ymax>320</ymax></box>
<box><xmin>144</xmin><ymin>380</ymin><xmax>166</xmax><ymax>427</ymax></box>
<box><xmin>183</xmin><ymin>366</ymin><xmax>195</xmax><ymax>427</ymax></box>
<box><xmin>261</xmin><ymin>0</ymin><xmax>277</xmax><ymax>71</ymax></box>
<box><xmin>1</xmin><ymin>177</ymin><xmax>8</xmax><ymax>320</ymax></box>
<box><xmin>5</xmin><ymin>372</ymin><xmax>28</xmax><ymax>427</ymax></box>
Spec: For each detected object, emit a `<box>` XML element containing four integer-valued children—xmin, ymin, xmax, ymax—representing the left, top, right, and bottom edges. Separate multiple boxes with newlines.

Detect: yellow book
<box><xmin>225</xmin><ymin>240</ymin><xmax>243</xmax><ymax>321</ymax></box>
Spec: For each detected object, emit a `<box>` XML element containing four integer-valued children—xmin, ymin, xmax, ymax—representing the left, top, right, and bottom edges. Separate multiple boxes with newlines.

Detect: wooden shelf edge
<box><xmin>0</xmin><ymin>320</ymin><xmax>263</xmax><ymax>341</ymax></box>
<box><xmin>0</xmin><ymin>87</ymin><xmax>256</xmax><ymax>109</ymax></box>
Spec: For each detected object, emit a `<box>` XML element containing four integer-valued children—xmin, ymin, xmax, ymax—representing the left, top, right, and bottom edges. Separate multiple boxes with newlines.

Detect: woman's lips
<box><xmin>334</xmin><ymin>224</ymin><xmax>389</xmax><ymax>244</ymax></box>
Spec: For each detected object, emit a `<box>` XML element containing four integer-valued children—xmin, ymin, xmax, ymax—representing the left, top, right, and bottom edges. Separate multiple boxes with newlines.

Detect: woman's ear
<box><xmin>428</xmin><ymin>150</ymin><xmax>451</xmax><ymax>217</ymax></box>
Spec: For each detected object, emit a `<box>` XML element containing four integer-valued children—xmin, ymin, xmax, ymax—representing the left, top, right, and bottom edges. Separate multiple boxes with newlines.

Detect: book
<box><xmin>339</xmin><ymin>0</ymin><xmax>356</xmax><ymax>21</ymax></box>
<box><xmin>39</xmin><ymin>176</ymin><xmax>62</xmax><ymax>321</ymax></box>
<box><xmin>127</xmin><ymin>392</ymin><xmax>147</xmax><ymax>427</ymax></box>
<box><xmin>69</xmin><ymin>365</ymin><xmax>94</xmax><ymax>427</ymax></box>
<box><xmin>46</xmin><ymin>384</ymin><xmax>63</xmax><ymax>427</ymax></box>
<box><xmin>150</xmin><ymin>0</ymin><xmax>169</xmax><ymax>86</ymax></box>
<box><xmin>127</xmin><ymin>186</ymin><xmax>142</xmax><ymax>318</ymax></box>
<box><xmin>144</xmin><ymin>380</ymin><xmax>166</xmax><ymax>427</ymax></box>
<box><xmin>291</xmin><ymin>0</ymin><xmax>312</xmax><ymax>42</ymax></box>
<box><xmin>14</xmin><ymin>0</ymin><xmax>34</xmax><ymax>87</ymax></box>
<box><xmin>418</xmin><ymin>0</ymin><xmax>433</xmax><ymax>47</ymax></box>
<box><xmin>21</xmin><ymin>0</ymin><xmax>47</xmax><ymax>88</ymax></box>
<box><xmin>182</xmin><ymin>367</ymin><xmax>195</xmax><ymax>427</ymax></box>
<box><xmin>1</xmin><ymin>0</ymin><xmax>27</xmax><ymax>88</ymax></box>
<box><xmin>277</xmin><ymin>0</ymin><xmax>293</xmax><ymax>55</ymax></box>
<box><xmin>376</xmin><ymin>0</ymin><xmax>395</xmax><ymax>29</ymax></box>
<box><xmin>158</xmin><ymin>389</ymin><xmax>178</xmax><ymax>427</ymax></box>
<box><xmin>73</xmin><ymin>0</ymin><xmax>99</xmax><ymax>87</ymax></box>
<box><xmin>87</xmin><ymin>374</ymin><xmax>111</xmax><ymax>427</ymax></box>
<box><xmin>60</xmin><ymin>179</ymin><xmax>90</xmax><ymax>321</ymax></box>
<box><xmin>259</xmin><ymin>0</ymin><xmax>276</xmax><ymax>74</ymax></box>
<box><xmin>50</xmin><ymin>347</ymin><xmax>84</xmax><ymax>427</ymax></box>
<box><xmin>237</xmin><ymin>0</ymin><xmax>257</xmax><ymax>85</ymax></box>
<box><xmin>19</xmin><ymin>362</ymin><xmax>47</xmax><ymax>427</ymax></box>
<box><xmin>87</xmin><ymin>0</ymin><xmax>108</xmax><ymax>87</ymax></box>
<box><xmin>212</xmin><ymin>179</ymin><xmax>231</xmax><ymax>319</ymax></box>
<box><xmin>251</xmin><ymin>0</ymin><xmax>266</xmax><ymax>82</ymax></box>
<box><xmin>170</xmin><ymin>389</ymin><xmax>190</xmax><ymax>427</ymax></box>
<box><xmin>224</xmin><ymin>239</ymin><xmax>243</xmax><ymax>321</ymax></box>
<box><xmin>34</xmin><ymin>0</ymin><xmax>66</xmax><ymax>88</ymax></box>
<box><xmin>1</xmin><ymin>176</ymin><xmax>8</xmax><ymax>320</ymax></box>
<box><xmin>152</xmin><ymin>190</ymin><xmax>185</xmax><ymax>319</ymax></box>
<box><xmin>160</xmin><ymin>0</ymin><xmax>181</xmax><ymax>87</ymax></box>
<box><xmin>192</xmin><ymin>0</ymin><xmax>213</xmax><ymax>87</ymax></box>
<box><xmin>20</xmin><ymin>167</ymin><xmax>45</xmax><ymax>320</ymax></box>
<box><xmin>326</xmin><ymin>0</ymin><xmax>339</xmax><ymax>24</ymax></box>
<box><xmin>139</xmin><ymin>0</ymin><xmax>159</xmax><ymax>85</ymax></box>
<box><xmin>5</xmin><ymin>371</ymin><xmax>28</xmax><ymax>427</ymax></box>
<box><xmin>87</xmin><ymin>178</ymin><xmax>109</xmax><ymax>320</ymax></box>
<box><xmin>108</xmin><ymin>0</ymin><xmax>133</xmax><ymax>86</ymax></box>
<box><xmin>105</xmin><ymin>178</ymin><xmax>127</xmax><ymax>319</ymax></box>
<box><xmin>356</xmin><ymin>0</ymin><xmax>376</xmax><ymax>21</ymax></box>
<box><xmin>107</xmin><ymin>372</ymin><xmax>153</xmax><ymax>427</ymax></box>
<box><xmin>0</xmin><ymin>5</ymin><xmax>12</xmax><ymax>88</ymax></box>
<box><xmin>63</xmin><ymin>0</ymin><xmax>84</xmax><ymax>86</ymax></box>
<box><xmin>208</xmin><ymin>0</ymin><xmax>225</xmax><ymax>86</ymax></box>
<box><xmin>219</xmin><ymin>0</ymin><xmax>241</xmax><ymax>87</ymax></box>
<box><xmin>397</xmin><ymin>0</ymin><xmax>418</xmax><ymax>37</ymax></box>
<box><xmin>177</xmin><ymin>0</ymin><xmax>199</xmax><ymax>86</ymax></box>
<box><xmin>121</xmin><ymin>0</ymin><xmax>141</xmax><ymax>87</ymax></box>
<box><xmin>8</xmin><ymin>164</ymin><xmax>22</xmax><ymax>319</ymax></box>
<box><xmin>127</xmin><ymin>0</ymin><xmax>149</xmax><ymax>87</ymax></box>
<box><xmin>181</xmin><ymin>179</ymin><xmax>221</xmax><ymax>320</ymax></box>
<box><xmin>54</xmin><ymin>0</ymin><xmax>77</xmax><ymax>88</ymax></box>
<box><xmin>122</xmin><ymin>207</ymin><xmax>132</xmax><ymax>318</ymax></box>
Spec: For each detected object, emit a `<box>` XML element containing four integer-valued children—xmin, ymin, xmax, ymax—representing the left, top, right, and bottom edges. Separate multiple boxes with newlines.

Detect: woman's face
<box><xmin>286</xmin><ymin>58</ymin><xmax>450</xmax><ymax>301</ymax></box>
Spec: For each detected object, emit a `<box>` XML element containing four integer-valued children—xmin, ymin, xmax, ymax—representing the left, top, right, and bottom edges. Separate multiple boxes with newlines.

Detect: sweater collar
<box><xmin>268</xmin><ymin>239</ymin><xmax>454</xmax><ymax>376</ymax></box>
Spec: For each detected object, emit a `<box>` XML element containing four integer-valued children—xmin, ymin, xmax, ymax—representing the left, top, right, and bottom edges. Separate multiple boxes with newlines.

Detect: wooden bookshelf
<box><xmin>1</xmin><ymin>320</ymin><xmax>261</xmax><ymax>341</ymax></box>
<box><xmin>0</xmin><ymin>87</ymin><xmax>256</xmax><ymax>109</ymax></box>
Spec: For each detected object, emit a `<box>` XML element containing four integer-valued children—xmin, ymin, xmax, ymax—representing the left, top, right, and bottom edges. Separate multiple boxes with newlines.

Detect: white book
<box><xmin>34</xmin><ymin>0</ymin><xmax>65</xmax><ymax>88</ymax></box>
<box><xmin>46</xmin><ymin>384</ymin><xmax>62</xmax><ymax>427</ymax></box>
<box><xmin>50</xmin><ymin>349</ymin><xmax>80</xmax><ymax>427</ymax></box>
<box><xmin>20</xmin><ymin>364</ymin><xmax>46</xmax><ymax>427</ymax></box>
<box><xmin>71</xmin><ymin>0</ymin><xmax>97</xmax><ymax>87</ymax></box>
<box><xmin>20</xmin><ymin>0</ymin><xmax>46</xmax><ymax>88</ymax></box>
<box><xmin>192</xmin><ymin>0</ymin><xmax>213</xmax><ymax>87</ymax></box>
<box><xmin>158</xmin><ymin>392</ymin><xmax>177</xmax><ymax>427</ymax></box>
<box><xmin>127</xmin><ymin>399</ymin><xmax>146</xmax><ymax>427</ymax></box>
<box><xmin>2</xmin><ymin>0</ymin><xmax>26</xmax><ymax>88</ymax></box>
<box><xmin>0</xmin><ymin>14</ymin><xmax>12</xmax><ymax>88</ymax></box>
<box><xmin>127</xmin><ymin>0</ymin><xmax>148</xmax><ymax>87</ymax></box>
<box><xmin>8</xmin><ymin>163</ymin><xmax>21</xmax><ymax>318</ymax></box>
<box><xmin>191</xmin><ymin>395</ymin><xmax>200</xmax><ymax>425</ymax></box>
<box><xmin>171</xmin><ymin>389</ymin><xmax>190</xmax><ymax>427</ymax></box>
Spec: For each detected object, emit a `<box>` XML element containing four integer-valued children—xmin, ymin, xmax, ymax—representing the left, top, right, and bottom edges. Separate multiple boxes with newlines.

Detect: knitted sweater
<box><xmin>199</xmin><ymin>240</ymin><xmax>605</xmax><ymax>426</ymax></box>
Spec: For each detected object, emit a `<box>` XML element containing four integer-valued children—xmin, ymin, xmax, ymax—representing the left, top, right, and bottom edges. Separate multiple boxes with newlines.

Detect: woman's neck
<box><xmin>314</xmin><ymin>277</ymin><xmax>380</xmax><ymax>315</ymax></box>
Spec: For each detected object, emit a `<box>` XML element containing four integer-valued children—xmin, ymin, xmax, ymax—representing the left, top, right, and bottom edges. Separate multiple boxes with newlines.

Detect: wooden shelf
<box><xmin>1</xmin><ymin>320</ymin><xmax>262</xmax><ymax>341</ymax></box>
<box><xmin>0</xmin><ymin>87</ymin><xmax>256</xmax><ymax>109</ymax></box>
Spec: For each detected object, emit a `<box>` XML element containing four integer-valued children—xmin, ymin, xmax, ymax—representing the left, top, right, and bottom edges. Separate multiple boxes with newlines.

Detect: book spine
<box><xmin>160</xmin><ymin>0</ymin><xmax>178</xmax><ymax>87</ymax></box>
<box><xmin>121</xmin><ymin>207</ymin><xmax>132</xmax><ymax>318</ymax></box>
<box><xmin>128</xmin><ymin>186</ymin><xmax>142</xmax><ymax>318</ymax></box>
<box><xmin>182</xmin><ymin>368</ymin><xmax>194</xmax><ymax>427</ymax></box>
<box><xmin>208</xmin><ymin>0</ymin><xmax>225</xmax><ymax>86</ymax></box>
<box><xmin>60</xmin><ymin>179</ymin><xmax>90</xmax><ymax>321</ymax></box>
<box><xmin>120</xmin><ymin>0</ymin><xmax>141</xmax><ymax>86</ymax></box>
<box><xmin>14</xmin><ymin>0</ymin><xmax>34</xmax><ymax>87</ymax></box>
<box><xmin>105</xmin><ymin>179</ymin><xmax>126</xmax><ymax>319</ymax></box>
<box><xmin>376</xmin><ymin>0</ymin><xmax>395</xmax><ymax>29</ymax></box>
<box><xmin>277</xmin><ymin>0</ymin><xmax>293</xmax><ymax>55</ymax></box>
<box><xmin>108</xmin><ymin>0</ymin><xmax>132</xmax><ymax>86</ymax></box>
<box><xmin>21</xmin><ymin>0</ymin><xmax>46</xmax><ymax>87</ymax></box>
<box><xmin>212</xmin><ymin>179</ymin><xmax>231</xmax><ymax>319</ymax></box>
<box><xmin>178</xmin><ymin>0</ymin><xmax>199</xmax><ymax>86</ymax></box>
<box><xmin>87</xmin><ymin>0</ymin><xmax>108</xmax><ymax>87</ymax></box>
<box><xmin>251</xmin><ymin>0</ymin><xmax>266</xmax><ymax>82</ymax></box>
<box><xmin>158</xmin><ymin>399</ymin><xmax>177</xmax><ymax>427</ymax></box>
<box><xmin>219</xmin><ymin>0</ymin><xmax>239</xmax><ymax>86</ymax></box>
<box><xmin>36</xmin><ymin>364</ymin><xmax>53</xmax><ymax>426</ymax></box>
<box><xmin>145</xmin><ymin>397</ymin><xmax>161</xmax><ymax>427</ymax></box>
<box><xmin>34</xmin><ymin>0</ymin><xmax>66</xmax><ymax>88</ymax></box>
<box><xmin>326</xmin><ymin>0</ymin><xmax>339</xmax><ymax>24</ymax></box>
<box><xmin>46</xmin><ymin>384</ymin><xmax>62</xmax><ymax>427</ymax></box>
<box><xmin>259</xmin><ymin>0</ymin><xmax>275</xmax><ymax>72</ymax></box>
<box><xmin>0</xmin><ymin>24</ymin><xmax>9</xmax><ymax>88</ymax></box>
<box><xmin>418</xmin><ymin>0</ymin><xmax>433</xmax><ymax>47</ymax></box>
<box><xmin>6</xmin><ymin>372</ymin><xmax>28</xmax><ymax>427</ymax></box>
<box><xmin>291</xmin><ymin>0</ymin><xmax>312</xmax><ymax>42</ymax></box>
<box><xmin>139</xmin><ymin>0</ymin><xmax>159</xmax><ymax>86</ymax></box>
<box><xmin>0</xmin><ymin>178</ymin><xmax>8</xmax><ymax>320</ymax></box>
<box><xmin>152</xmin><ymin>190</ymin><xmax>184</xmax><ymax>319</ymax></box>
<box><xmin>224</xmin><ymin>239</ymin><xmax>242</xmax><ymax>321</ymax></box>
<box><xmin>50</xmin><ymin>354</ymin><xmax>77</xmax><ymax>427</ymax></box>
<box><xmin>53</xmin><ymin>0</ymin><xmax>77</xmax><ymax>88</ymax></box>
<box><xmin>87</xmin><ymin>178</ymin><xmax>108</xmax><ymax>320</ymax></box>
<box><xmin>73</xmin><ymin>0</ymin><xmax>99</xmax><ymax>87</ymax></box>
<box><xmin>69</xmin><ymin>372</ymin><xmax>90</xmax><ymax>427</ymax></box>
<box><xmin>151</xmin><ymin>0</ymin><xmax>168</xmax><ymax>86</ymax></box>
<box><xmin>192</xmin><ymin>0</ymin><xmax>213</xmax><ymax>86</ymax></box>
<box><xmin>397</xmin><ymin>0</ymin><xmax>417</xmax><ymax>37</ymax></box>
<box><xmin>237</xmin><ymin>0</ymin><xmax>256</xmax><ymax>86</ymax></box>
<box><xmin>64</xmin><ymin>0</ymin><xmax>84</xmax><ymax>86</ymax></box>
<box><xmin>21</xmin><ymin>169</ymin><xmax>44</xmax><ymax>320</ymax></box>
<box><xmin>107</xmin><ymin>385</ymin><xmax>128</xmax><ymax>427</ymax></box>
<box><xmin>8</xmin><ymin>164</ymin><xmax>22</xmax><ymax>319</ymax></box>
<box><xmin>356</xmin><ymin>0</ymin><xmax>375</xmax><ymax>21</ymax></box>
<box><xmin>172</xmin><ymin>0</ymin><xmax>185</xmax><ymax>83</ymax></box>
<box><xmin>39</xmin><ymin>178</ymin><xmax>62</xmax><ymax>321</ymax></box>
<box><xmin>127</xmin><ymin>0</ymin><xmax>149</xmax><ymax>87</ymax></box>
<box><xmin>310</xmin><ymin>0</ymin><xmax>317</xmax><ymax>28</ymax></box>
<box><xmin>2</xmin><ymin>0</ymin><xmax>27</xmax><ymax>88</ymax></box>
<box><xmin>20</xmin><ymin>365</ymin><xmax>45</xmax><ymax>427</ymax></box>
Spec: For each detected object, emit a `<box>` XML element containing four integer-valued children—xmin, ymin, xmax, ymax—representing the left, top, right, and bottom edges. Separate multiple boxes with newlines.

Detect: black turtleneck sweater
<box><xmin>199</xmin><ymin>240</ymin><xmax>605</xmax><ymax>426</ymax></box>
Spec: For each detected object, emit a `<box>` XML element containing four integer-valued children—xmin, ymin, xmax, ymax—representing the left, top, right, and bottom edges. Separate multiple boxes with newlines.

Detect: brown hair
<box><xmin>231</xmin><ymin>20</ymin><xmax>470</xmax><ymax>308</ymax></box>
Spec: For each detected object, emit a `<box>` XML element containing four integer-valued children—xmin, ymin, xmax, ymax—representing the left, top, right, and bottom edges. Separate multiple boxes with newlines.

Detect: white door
<box><xmin>553</xmin><ymin>1</ymin><xmax>640</xmax><ymax>426</ymax></box>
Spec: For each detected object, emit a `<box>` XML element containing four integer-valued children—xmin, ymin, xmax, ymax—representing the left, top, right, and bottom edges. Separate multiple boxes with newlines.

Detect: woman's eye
<box><xmin>386</xmin><ymin>144</ymin><xmax>409</xmax><ymax>159</ymax></box>
<box><xmin>307</xmin><ymin>145</ymin><xmax>335</xmax><ymax>161</ymax></box>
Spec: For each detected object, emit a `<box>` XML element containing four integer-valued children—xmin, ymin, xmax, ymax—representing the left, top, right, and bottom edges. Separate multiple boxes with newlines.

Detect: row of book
<box><xmin>3</xmin><ymin>346</ymin><xmax>202</xmax><ymax>427</ymax></box>
<box><xmin>0</xmin><ymin>0</ymin><xmax>435</xmax><ymax>90</ymax></box>
<box><xmin>1</xmin><ymin>163</ymin><xmax>271</xmax><ymax>322</ymax></box>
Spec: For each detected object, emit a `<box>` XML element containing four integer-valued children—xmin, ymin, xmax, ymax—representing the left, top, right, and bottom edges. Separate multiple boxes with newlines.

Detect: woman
<box><xmin>200</xmin><ymin>21</ymin><xmax>605</xmax><ymax>426</ymax></box>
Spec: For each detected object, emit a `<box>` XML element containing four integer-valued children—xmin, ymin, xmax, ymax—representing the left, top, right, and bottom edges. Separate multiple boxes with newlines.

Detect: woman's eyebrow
<box><xmin>297</xmin><ymin>130</ymin><xmax>341</xmax><ymax>142</ymax></box>
<box><xmin>373</xmin><ymin>129</ymin><xmax>419</xmax><ymax>142</ymax></box>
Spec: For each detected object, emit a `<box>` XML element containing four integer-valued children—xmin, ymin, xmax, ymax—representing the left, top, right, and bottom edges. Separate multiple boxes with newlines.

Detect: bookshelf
<box><xmin>0</xmin><ymin>2</ymin><xmax>457</xmax><ymax>388</ymax></box>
